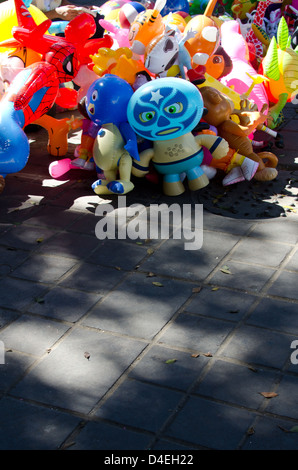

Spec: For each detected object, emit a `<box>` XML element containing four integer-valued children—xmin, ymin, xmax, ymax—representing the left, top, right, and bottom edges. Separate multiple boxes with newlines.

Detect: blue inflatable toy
<box><xmin>84</xmin><ymin>74</ymin><xmax>140</xmax><ymax>195</ymax></box>
<box><xmin>127</xmin><ymin>77</ymin><xmax>230</xmax><ymax>196</ymax></box>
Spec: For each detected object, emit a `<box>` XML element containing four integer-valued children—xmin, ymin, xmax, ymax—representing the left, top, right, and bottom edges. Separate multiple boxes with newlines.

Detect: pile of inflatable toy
<box><xmin>0</xmin><ymin>0</ymin><xmax>297</xmax><ymax>196</ymax></box>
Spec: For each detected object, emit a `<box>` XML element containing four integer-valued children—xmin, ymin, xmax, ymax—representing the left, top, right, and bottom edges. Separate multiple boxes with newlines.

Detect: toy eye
<box><xmin>92</xmin><ymin>90</ymin><xmax>98</xmax><ymax>101</ymax></box>
<box><xmin>164</xmin><ymin>102</ymin><xmax>183</xmax><ymax>114</ymax></box>
<box><xmin>213</xmin><ymin>56</ymin><xmax>222</xmax><ymax>64</ymax></box>
<box><xmin>139</xmin><ymin>111</ymin><xmax>155</xmax><ymax>122</ymax></box>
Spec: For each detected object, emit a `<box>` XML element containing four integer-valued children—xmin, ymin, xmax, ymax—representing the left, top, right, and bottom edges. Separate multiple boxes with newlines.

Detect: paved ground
<box><xmin>0</xmin><ymin>102</ymin><xmax>298</xmax><ymax>451</ymax></box>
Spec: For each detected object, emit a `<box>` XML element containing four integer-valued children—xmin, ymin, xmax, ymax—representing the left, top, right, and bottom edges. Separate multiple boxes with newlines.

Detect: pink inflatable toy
<box><xmin>219</xmin><ymin>20</ymin><xmax>269</xmax><ymax>112</ymax></box>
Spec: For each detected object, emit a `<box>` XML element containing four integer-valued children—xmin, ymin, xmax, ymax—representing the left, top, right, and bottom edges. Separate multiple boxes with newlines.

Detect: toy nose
<box><xmin>157</xmin><ymin>115</ymin><xmax>170</xmax><ymax>127</ymax></box>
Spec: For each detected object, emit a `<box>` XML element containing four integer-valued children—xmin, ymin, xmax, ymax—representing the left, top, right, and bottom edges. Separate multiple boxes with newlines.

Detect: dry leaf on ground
<box><xmin>220</xmin><ymin>265</ymin><xmax>232</xmax><ymax>274</ymax></box>
<box><xmin>259</xmin><ymin>391</ymin><xmax>278</xmax><ymax>398</ymax></box>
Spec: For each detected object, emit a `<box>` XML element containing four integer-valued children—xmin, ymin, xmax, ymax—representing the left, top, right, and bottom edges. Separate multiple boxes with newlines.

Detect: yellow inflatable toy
<box><xmin>0</xmin><ymin>0</ymin><xmax>48</xmax><ymax>51</ymax></box>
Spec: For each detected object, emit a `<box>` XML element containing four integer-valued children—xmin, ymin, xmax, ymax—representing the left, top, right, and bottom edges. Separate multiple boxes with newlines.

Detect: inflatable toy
<box><xmin>143</xmin><ymin>26</ymin><xmax>206</xmax><ymax>82</ymax></box>
<box><xmin>35</xmin><ymin>113</ymin><xmax>82</xmax><ymax>156</ymax></box>
<box><xmin>128</xmin><ymin>0</ymin><xmax>167</xmax><ymax>55</ymax></box>
<box><xmin>0</xmin><ymin>0</ymin><xmax>48</xmax><ymax>49</ymax></box>
<box><xmin>261</xmin><ymin>16</ymin><xmax>298</xmax><ymax>128</ymax></box>
<box><xmin>89</xmin><ymin>46</ymin><xmax>148</xmax><ymax>86</ymax></box>
<box><xmin>49</xmin><ymin>116</ymin><xmax>99</xmax><ymax>178</ymax></box>
<box><xmin>188</xmin><ymin>0</ymin><xmax>210</xmax><ymax>15</ymax></box>
<box><xmin>160</xmin><ymin>0</ymin><xmax>190</xmax><ymax>15</ymax></box>
<box><xmin>200</xmin><ymin>85</ymin><xmax>278</xmax><ymax>182</ymax></box>
<box><xmin>97</xmin><ymin>0</ymin><xmax>131</xmax><ymax>22</ymax></box>
<box><xmin>99</xmin><ymin>19</ymin><xmax>131</xmax><ymax>48</ymax></box>
<box><xmin>183</xmin><ymin>0</ymin><xmax>220</xmax><ymax>66</ymax></box>
<box><xmin>198</xmin><ymin>126</ymin><xmax>259</xmax><ymax>186</ymax></box>
<box><xmin>0</xmin><ymin>47</ymin><xmax>42</xmax><ymax>99</ymax></box>
<box><xmin>163</xmin><ymin>11</ymin><xmax>187</xmax><ymax>33</ymax></box>
<box><xmin>205</xmin><ymin>45</ymin><xmax>233</xmax><ymax>79</ymax></box>
<box><xmin>245</xmin><ymin>0</ymin><xmax>282</xmax><ymax>60</ymax></box>
<box><xmin>220</xmin><ymin>19</ymin><xmax>269</xmax><ymax>111</ymax></box>
<box><xmin>119</xmin><ymin>1</ymin><xmax>146</xmax><ymax>28</ymax></box>
<box><xmin>82</xmin><ymin>74</ymin><xmax>139</xmax><ymax>195</ymax></box>
<box><xmin>127</xmin><ymin>77</ymin><xmax>230</xmax><ymax>196</ymax></box>
<box><xmin>230</xmin><ymin>0</ymin><xmax>257</xmax><ymax>21</ymax></box>
<box><xmin>0</xmin><ymin>0</ymin><xmax>109</xmax><ymax>181</ymax></box>
<box><xmin>263</xmin><ymin>4</ymin><xmax>281</xmax><ymax>39</ymax></box>
<box><xmin>68</xmin><ymin>64</ymin><xmax>99</xmax><ymax>104</ymax></box>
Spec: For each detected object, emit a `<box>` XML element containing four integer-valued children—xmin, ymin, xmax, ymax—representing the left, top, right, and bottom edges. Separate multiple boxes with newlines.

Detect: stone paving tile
<box><xmin>0</xmin><ymin>278</ymin><xmax>48</xmax><ymax>311</ymax></box>
<box><xmin>151</xmin><ymin>439</ymin><xmax>196</xmax><ymax>450</ymax></box>
<box><xmin>194</xmin><ymin>359</ymin><xmax>280</xmax><ymax>409</ymax></box>
<box><xmin>0</xmin><ymin>197</ymin><xmax>44</xmax><ymax>224</ymax></box>
<box><xmin>264</xmin><ymin>375</ymin><xmax>298</xmax><ymax>420</ymax></box>
<box><xmin>95</xmin><ymin>379</ymin><xmax>184</xmax><ymax>433</ymax></box>
<box><xmin>129</xmin><ymin>345</ymin><xmax>210</xmax><ymax>391</ymax></box>
<box><xmin>0</xmin><ymin>224</ymin><xmax>58</xmax><ymax>251</ymax></box>
<box><xmin>139</xmin><ymin>231</ymin><xmax>240</xmax><ymax>281</ymax></box>
<box><xmin>165</xmin><ymin>395</ymin><xmax>255</xmax><ymax>449</ymax></box>
<box><xmin>0</xmin><ymin>397</ymin><xmax>80</xmax><ymax>450</ymax></box>
<box><xmin>36</xmin><ymin>231</ymin><xmax>100</xmax><ymax>259</ymax></box>
<box><xmin>69</xmin><ymin>421</ymin><xmax>152</xmax><ymax>450</ymax></box>
<box><xmin>201</xmin><ymin>210</ymin><xmax>254</xmax><ymax>236</ymax></box>
<box><xmin>209</xmin><ymin>261</ymin><xmax>276</xmax><ymax>293</ymax></box>
<box><xmin>0</xmin><ymin>222</ymin><xmax>13</xmax><ymax>234</ymax></box>
<box><xmin>0</xmin><ymin>246</ymin><xmax>29</xmax><ymax>277</ymax></box>
<box><xmin>267</xmin><ymin>271</ymin><xmax>298</xmax><ymax>301</ymax></box>
<box><xmin>220</xmin><ymin>325</ymin><xmax>293</xmax><ymax>369</ymax></box>
<box><xmin>58</xmin><ymin>262</ymin><xmax>127</xmax><ymax>293</ymax></box>
<box><xmin>242</xmin><ymin>415</ymin><xmax>298</xmax><ymax>450</ymax></box>
<box><xmin>85</xmin><ymin>238</ymin><xmax>149</xmax><ymax>270</ymax></box>
<box><xmin>27</xmin><ymin>286</ymin><xmax>102</xmax><ymax>323</ymax></box>
<box><xmin>185</xmin><ymin>287</ymin><xmax>257</xmax><ymax>322</ymax></box>
<box><xmin>66</xmin><ymin>212</ymin><xmax>101</xmax><ymax>235</ymax></box>
<box><xmin>245</xmin><ymin>298</ymin><xmax>298</xmax><ymax>336</ymax></box>
<box><xmin>0</xmin><ymin>308</ymin><xmax>19</xmax><ymax>329</ymax></box>
<box><xmin>0</xmin><ymin>314</ymin><xmax>69</xmax><ymax>356</ymax></box>
<box><xmin>226</xmin><ymin>238</ymin><xmax>292</xmax><ymax>268</ymax></box>
<box><xmin>249</xmin><ymin>217</ymin><xmax>298</xmax><ymax>244</ymax></box>
<box><xmin>284</xmin><ymin>248</ymin><xmax>298</xmax><ymax>272</ymax></box>
<box><xmin>10</xmin><ymin>254</ymin><xmax>78</xmax><ymax>283</ymax></box>
<box><xmin>24</xmin><ymin>205</ymin><xmax>82</xmax><ymax>230</ymax></box>
<box><xmin>10</xmin><ymin>328</ymin><xmax>146</xmax><ymax>414</ymax></box>
<box><xmin>157</xmin><ymin>313</ymin><xmax>235</xmax><ymax>355</ymax></box>
<box><xmin>0</xmin><ymin>176</ymin><xmax>65</xmax><ymax>200</ymax></box>
<box><xmin>82</xmin><ymin>273</ymin><xmax>194</xmax><ymax>339</ymax></box>
<box><xmin>46</xmin><ymin>184</ymin><xmax>98</xmax><ymax>210</ymax></box>
<box><xmin>0</xmin><ymin>351</ymin><xmax>36</xmax><ymax>393</ymax></box>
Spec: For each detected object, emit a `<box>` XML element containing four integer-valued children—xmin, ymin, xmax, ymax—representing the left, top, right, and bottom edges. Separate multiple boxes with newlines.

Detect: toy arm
<box><xmin>220</xmin><ymin>119</ymin><xmax>252</xmax><ymax>137</ymax></box>
<box><xmin>119</xmin><ymin>122</ymin><xmax>139</xmax><ymax>161</ymax></box>
<box><xmin>195</xmin><ymin>134</ymin><xmax>229</xmax><ymax>160</ymax></box>
<box><xmin>14</xmin><ymin>63</ymin><xmax>58</xmax><ymax>111</ymax></box>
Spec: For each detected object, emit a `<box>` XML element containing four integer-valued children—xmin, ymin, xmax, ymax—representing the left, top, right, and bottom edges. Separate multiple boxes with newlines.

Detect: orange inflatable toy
<box><xmin>128</xmin><ymin>0</ymin><xmax>167</xmax><ymax>55</ymax></box>
<box><xmin>90</xmin><ymin>46</ymin><xmax>149</xmax><ymax>85</ymax></box>
<box><xmin>183</xmin><ymin>0</ymin><xmax>220</xmax><ymax>70</ymax></box>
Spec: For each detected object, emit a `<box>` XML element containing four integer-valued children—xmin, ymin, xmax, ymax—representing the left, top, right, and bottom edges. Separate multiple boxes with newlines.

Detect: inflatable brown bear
<box><xmin>200</xmin><ymin>86</ymin><xmax>278</xmax><ymax>182</ymax></box>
